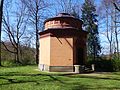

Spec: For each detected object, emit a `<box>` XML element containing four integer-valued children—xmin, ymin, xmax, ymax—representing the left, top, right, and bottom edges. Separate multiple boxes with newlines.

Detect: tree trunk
<box><xmin>109</xmin><ymin>42</ymin><xmax>112</xmax><ymax>59</ymax></box>
<box><xmin>0</xmin><ymin>0</ymin><xmax>4</xmax><ymax>66</ymax></box>
<box><xmin>114</xmin><ymin>8</ymin><xmax>119</xmax><ymax>59</ymax></box>
<box><xmin>36</xmin><ymin>27</ymin><xmax>39</xmax><ymax>64</ymax></box>
<box><xmin>93</xmin><ymin>37</ymin><xmax>96</xmax><ymax>61</ymax></box>
<box><xmin>35</xmin><ymin>1</ymin><xmax>39</xmax><ymax>64</ymax></box>
<box><xmin>16</xmin><ymin>44</ymin><xmax>20</xmax><ymax>63</ymax></box>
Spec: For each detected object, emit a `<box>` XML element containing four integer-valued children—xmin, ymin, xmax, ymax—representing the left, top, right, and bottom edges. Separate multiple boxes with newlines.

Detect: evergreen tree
<box><xmin>81</xmin><ymin>0</ymin><xmax>101</xmax><ymax>61</ymax></box>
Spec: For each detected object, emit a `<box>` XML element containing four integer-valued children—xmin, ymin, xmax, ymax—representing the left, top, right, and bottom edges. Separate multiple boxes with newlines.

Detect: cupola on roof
<box><xmin>57</xmin><ymin>13</ymin><xmax>74</xmax><ymax>17</ymax></box>
<box><xmin>44</xmin><ymin>13</ymin><xmax>83</xmax><ymax>30</ymax></box>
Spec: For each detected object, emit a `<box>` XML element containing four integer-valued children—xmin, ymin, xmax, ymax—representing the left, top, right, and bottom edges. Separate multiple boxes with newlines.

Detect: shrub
<box><xmin>1</xmin><ymin>60</ymin><xmax>18</xmax><ymax>66</ymax></box>
<box><xmin>20</xmin><ymin>58</ymin><xmax>36</xmax><ymax>65</ymax></box>
<box><xmin>87</xmin><ymin>59</ymin><xmax>113</xmax><ymax>72</ymax></box>
<box><xmin>111</xmin><ymin>59</ymin><xmax>120</xmax><ymax>72</ymax></box>
<box><xmin>87</xmin><ymin>57</ymin><xmax>120</xmax><ymax>72</ymax></box>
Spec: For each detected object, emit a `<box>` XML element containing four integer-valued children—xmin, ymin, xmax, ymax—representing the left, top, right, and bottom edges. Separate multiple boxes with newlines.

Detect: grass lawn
<box><xmin>0</xmin><ymin>65</ymin><xmax>120</xmax><ymax>90</ymax></box>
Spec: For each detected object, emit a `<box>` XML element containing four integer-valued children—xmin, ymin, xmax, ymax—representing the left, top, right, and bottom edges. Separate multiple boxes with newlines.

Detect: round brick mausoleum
<box><xmin>39</xmin><ymin>13</ymin><xmax>88</xmax><ymax>72</ymax></box>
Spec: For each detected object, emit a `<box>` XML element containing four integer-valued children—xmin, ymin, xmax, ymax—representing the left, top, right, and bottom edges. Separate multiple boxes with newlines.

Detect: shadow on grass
<box><xmin>70</xmin><ymin>75</ymin><xmax>120</xmax><ymax>81</ymax></box>
<box><xmin>0</xmin><ymin>72</ymin><xmax>120</xmax><ymax>89</ymax></box>
<box><xmin>71</xmin><ymin>85</ymin><xmax>120</xmax><ymax>90</ymax></box>
<box><xmin>0</xmin><ymin>76</ymin><xmax>40</xmax><ymax>85</ymax></box>
<box><xmin>0</xmin><ymin>72</ymin><xmax>65</xmax><ymax>85</ymax></box>
<box><xmin>1</xmin><ymin>71</ymin><xmax>120</xmax><ymax>81</ymax></box>
<box><xmin>0</xmin><ymin>72</ymin><xmax>89</xmax><ymax>90</ymax></box>
<box><xmin>0</xmin><ymin>72</ymin><xmax>75</xmax><ymax>76</ymax></box>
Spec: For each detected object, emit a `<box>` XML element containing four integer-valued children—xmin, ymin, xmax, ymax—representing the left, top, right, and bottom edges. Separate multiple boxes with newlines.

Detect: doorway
<box><xmin>77</xmin><ymin>48</ymin><xmax>84</xmax><ymax>65</ymax></box>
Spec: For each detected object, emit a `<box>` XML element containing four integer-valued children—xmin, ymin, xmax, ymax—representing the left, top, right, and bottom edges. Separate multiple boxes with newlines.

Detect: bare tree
<box><xmin>98</xmin><ymin>0</ymin><xmax>120</xmax><ymax>59</ymax></box>
<box><xmin>98</xmin><ymin>0</ymin><xmax>113</xmax><ymax>58</ymax></box>
<box><xmin>56</xmin><ymin>0</ymin><xmax>81</xmax><ymax>16</ymax></box>
<box><xmin>2</xmin><ymin>0</ymin><xmax>29</xmax><ymax>63</ymax></box>
<box><xmin>113</xmin><ymin>2</ymin><xmax>120</xmax><ymax>59</ymax></box>
<box><xmin>56</xmin><ymin>0</ymin><xmax>72</xmax><ymax>13</ymax></box>
<box><xmin>21</xmin><ymin>0</ymin><xmax>50</xmax><ymax>64</ymax></box>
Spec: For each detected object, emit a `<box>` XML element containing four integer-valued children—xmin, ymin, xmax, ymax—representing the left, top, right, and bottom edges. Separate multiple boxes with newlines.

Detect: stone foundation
<box><xmin>39</xmin><ymin>64</ymin><xmax>73</xmax><ymax>72</ymax></box>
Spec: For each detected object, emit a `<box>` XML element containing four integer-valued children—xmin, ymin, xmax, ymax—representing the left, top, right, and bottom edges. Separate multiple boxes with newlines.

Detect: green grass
<box><xmin>0</xmin><ymin>65</ymin><xmax>120</xmax><ymax>90</ymax></box>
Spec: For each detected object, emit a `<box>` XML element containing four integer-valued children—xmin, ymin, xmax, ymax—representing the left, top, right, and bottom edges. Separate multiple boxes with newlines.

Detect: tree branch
<box><xmin>113</xmin><ymin>3</ymin><xmax>120</xmax><ymax>12</ymax></box>
<box><xmin>2</xmin><ymin>41</ymin><xmax>17</xmax><ymax>53</ymax></box>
